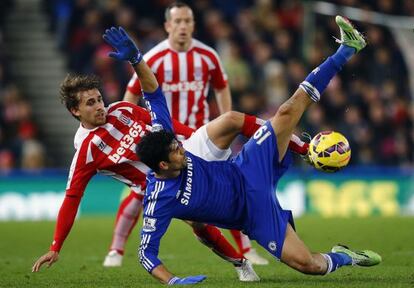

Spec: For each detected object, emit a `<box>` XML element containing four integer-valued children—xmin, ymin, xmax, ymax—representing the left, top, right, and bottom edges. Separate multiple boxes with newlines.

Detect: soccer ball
<box><xmin>308</xmin><ymin>131</ymin><xmax>351</xmax><ymax>172</ymax></box>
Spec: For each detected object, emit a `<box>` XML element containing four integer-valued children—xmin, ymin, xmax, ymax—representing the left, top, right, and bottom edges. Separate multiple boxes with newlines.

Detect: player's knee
<box><xmin>221</xmin><ymin>111</ymin><xmax>243</xmax><ymax>129</ymax></box>
<box><xmin>276</xmin><ymin>102</ymin><xmax>294</xmax><ymax>118</ymax></box>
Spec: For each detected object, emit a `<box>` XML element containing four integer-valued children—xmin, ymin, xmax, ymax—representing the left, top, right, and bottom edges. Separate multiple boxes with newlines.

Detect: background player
<box><xmin>105</xmin><ymin>1</ymin><xmax>267</xmax><ymax>267</ymax></box>
<box><xmin>100</xmin><ymin>16</ymin><xmax>381</xmax><ymax>284</ymax></box>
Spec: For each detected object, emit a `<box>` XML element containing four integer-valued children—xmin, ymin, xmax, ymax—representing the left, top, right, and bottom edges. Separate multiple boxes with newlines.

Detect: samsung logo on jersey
<box><xmin>180</xmin><ymin>157</ymin><xmax>193</xmax><ymax>206</ymax></box>
<box><xmin>162</xmin><ymin>81</ymin><xmax>204</xmax><ymax>93</ymax></box>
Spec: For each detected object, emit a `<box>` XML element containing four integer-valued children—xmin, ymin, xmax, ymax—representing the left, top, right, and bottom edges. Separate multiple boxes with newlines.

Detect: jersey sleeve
<box><xmin>49</xmin><ymin>195</ymin><xmax>81</xmax><ymax>251</ymax></box>
<box><xmin>209</xmin><ymin>51</ymin><xmax>228</xmax><ymax>90</ymax></box>
<box><xmin>65</xmin><ymin>144</ymin><xmax>97</xmax><ymax>198</ymax></box>
<box><xmin>143</xmin><ymin>87</ymin><xmax>174</xmax><ymax>132</ymax></box>
<box><xmin>130</xmin><ymin>103</ymin><xmax>152</xmax><ymax>125</ymax></box>
<box><xmin>50</xmin><ymin>143</ymin><xmax>96</xmax><ymax>251</ymax></box>
<box><xmin>139</xmin><ymin>207</ymin><xmax>172</xmax><ymax>273</ymax></box>
<box><xmin>108</xmin><ymin>101</ymin><xmax>152</xmax><ymax>125</ymax></box>
<box><xmin>172</xmin><ymin>120</ymin><xmax>195</xmax><ymax>139</ymax></box>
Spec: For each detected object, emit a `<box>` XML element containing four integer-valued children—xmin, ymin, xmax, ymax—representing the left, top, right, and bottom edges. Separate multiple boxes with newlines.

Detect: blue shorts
<box><xmin>233</xmin><ymin>121</ymin><xmax>294</xmax><ymax>260</ymax></box>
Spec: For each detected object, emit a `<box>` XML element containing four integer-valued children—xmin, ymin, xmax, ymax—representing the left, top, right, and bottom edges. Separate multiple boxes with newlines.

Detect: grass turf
<box><xmin>1</xmin><ymin>216</ymin><xmax>413</xmax><ymax>287</ymax></box>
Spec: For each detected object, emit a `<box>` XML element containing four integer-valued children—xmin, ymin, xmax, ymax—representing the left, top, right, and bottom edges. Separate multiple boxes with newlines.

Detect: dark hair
<box><xmin>137</xmin><ymin>130</ymin><xmax>176</xmax><ymax>173</ymax></box>
<box><xmin>60</xmin><ymin>73</ymin><xmax>102</xmax><ymax>120</ymax></box>
<box><xmin>164</xmin><ymin>1</ymin><xmax>192</xmax><ymax>21</ymax></box>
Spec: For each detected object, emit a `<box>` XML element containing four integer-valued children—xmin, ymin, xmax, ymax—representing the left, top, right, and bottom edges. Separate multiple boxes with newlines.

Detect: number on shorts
<box><xmin>253</xmin><ymin>125</ymin><xmax>271</xmax><ymax>145</ymax></box>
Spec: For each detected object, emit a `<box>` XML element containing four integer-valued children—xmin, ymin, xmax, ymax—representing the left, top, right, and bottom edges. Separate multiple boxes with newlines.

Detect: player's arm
<box><xmin>32</xmin><ymin>152</ymin><xmax>95</xmax><ymax>272</ymax></box>
<box><xmin>31</xmin><ymin>194</ymin><xmax>81</xmax><ymax>272</ymax></box>
<box><xmin>124</xmin><ymin>89</ymin><xmax>140</xmax><ymax>104</ymax></box>
<box><xmin>124</xmin><ymin>67</ymin><xmax>145</xmax><ymax>104</ymax></box>
<box><xmin>102</xmin><ymin>27</ymin><xmax>174</xmax><ymax>132</ymax></box>
<box><xmin>210</xmin><ymin>49</ymin><xmax>232</xmax><ymax>114</ymax></box>
<box><xmin>122</xmin><ymin>102</ymin><xmax>194</xmax><ymax>138</ymax></box>
<box><xmin>214</xmin><ymin>84</ymin><xmax>232</xmax><ymax>114</ymax></box>
<box><xmin>139</xmin><ymin>212</ymin><xmax>205</xmax><ymax>285</ymax></box>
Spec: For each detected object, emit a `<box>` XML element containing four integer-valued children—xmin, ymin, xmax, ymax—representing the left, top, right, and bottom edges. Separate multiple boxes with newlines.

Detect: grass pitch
<box><xmin>1</xmin><ymin>216</ymin><xmax>413</xmax><ymax>287</ymax></box>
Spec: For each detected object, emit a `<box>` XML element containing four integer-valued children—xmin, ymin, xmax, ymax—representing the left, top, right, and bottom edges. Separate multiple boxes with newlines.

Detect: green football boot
<box><xmin>335</xmin><ymin>15</ymin><xmax>367</xmax><ymax>53</ymax></box>
<box><xmin>332</xmin><ymin>245</ymin><xmax>382</xmax><ymax>266</ymax></box>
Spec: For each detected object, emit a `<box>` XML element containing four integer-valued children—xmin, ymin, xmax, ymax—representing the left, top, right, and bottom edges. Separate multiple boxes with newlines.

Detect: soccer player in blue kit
<box><xmin>103</xmin><ymin>16</ymin><xmax>382</xmax><ymax>285</ymax></box>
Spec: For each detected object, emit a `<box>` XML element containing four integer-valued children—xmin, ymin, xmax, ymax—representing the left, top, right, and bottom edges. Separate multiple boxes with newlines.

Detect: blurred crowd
<box><xmin>3</xmin><ymin>0</ymin><xmax>412</xmax><ymax>169</ymax></box>
<box><xmin>0</xmin><ymin>1</ymin><xmax>46</xmax><ymax>173</ymax></box>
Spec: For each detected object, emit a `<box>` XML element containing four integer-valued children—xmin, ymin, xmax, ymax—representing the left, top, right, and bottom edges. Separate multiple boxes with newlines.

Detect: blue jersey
<box><xmin>139</xmin><ymin>88</ymin><xmax>293</xmax><ymax>273</ymax></box>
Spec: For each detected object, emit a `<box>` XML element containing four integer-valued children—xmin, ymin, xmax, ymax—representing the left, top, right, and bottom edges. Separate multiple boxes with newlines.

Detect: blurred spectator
<box><xmin>0</xmin><ymin>85</ymin><xmax>46</xmax><ymax>171</ymax></box>
<box><xmin>221</xmin><ymin>41</ymin><xmax>252</xmax><ymax>106</ymax></box>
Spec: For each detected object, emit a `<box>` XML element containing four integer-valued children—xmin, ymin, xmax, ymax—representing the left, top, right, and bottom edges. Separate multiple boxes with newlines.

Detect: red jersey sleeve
<box><xmin>203</xmin><ymin>49</ymin><xmax>228</xmax><ymax>90</ymax></box>
<box><xmin>50</xmin><ymin>139</ymin><xmax>96</xmax><ymax>252</ymax></box>
<box><xmin>131</xmin><ymin>105</ymin><xmax>152</xmax><ymax>125</ymax></box>
<box><xmin>172</xmin><ymin>119</ymin><xmax>195</xmax><ymax>139</ymax></box>
<box><xmin>49</xmin><ymin>195</ymin><xmax>81</xmax><ymax>252</ymax></box>
<box><xmin>108</xmin><ymin>101</ymin><xmax>152</xmax><ymax>125</ymax></box>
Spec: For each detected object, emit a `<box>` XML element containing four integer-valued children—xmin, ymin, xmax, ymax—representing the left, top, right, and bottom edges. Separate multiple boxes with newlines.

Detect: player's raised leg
<box><xmin>272</xmin><ymin>15</ymin><xmax>366</xmax><ymax>162</ymax></box>
<box><xmin>278</xmin><ymin>16</ymin><xmax>381</xmax><ymax>275</ymax></box>
<box><xmin>205</xmin><ymin>111</ymin><xmax>308</xmax><ymax>157</ymax></box>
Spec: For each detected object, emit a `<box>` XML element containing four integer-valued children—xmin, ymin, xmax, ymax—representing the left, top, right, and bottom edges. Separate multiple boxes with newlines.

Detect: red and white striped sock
<box><xmin>230</xmin><ymin>230</ymin><xmax>251</xmax><ymax>254</ymax></box>
<box><xmin>288</xmin><ymin>134</ymin><xmax>309</xmax><ymax>155</ymax></box>
<box><xmin>109</xmin><ymin>191</ymin><xmax>144</xmax><ymax>254</ymax></box>
<box><xmin>193</xmin><ymin>225</ymin><xmax>244</xmax><ymax>265</ymax></box>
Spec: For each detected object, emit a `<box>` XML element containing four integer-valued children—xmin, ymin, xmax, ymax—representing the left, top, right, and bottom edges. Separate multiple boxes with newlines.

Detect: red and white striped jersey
<box><xmin>127</xmin><ymin>39</ymin><xmax>228</xmax><ymax>129</ymax></box>
<box><xmin>67</xmin><ymin>101</ymin><xmax>152</xmax><ymax>197</ymax></box>
<box><xmin>50</xmin><ymin>102</ymin><xmax>195</xmax><ymax>252</ymax></box>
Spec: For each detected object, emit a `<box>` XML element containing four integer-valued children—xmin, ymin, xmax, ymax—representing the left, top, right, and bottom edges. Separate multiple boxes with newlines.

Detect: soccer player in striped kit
<box><xmin>101</xmin><ymin>15</ymin><xmax>381</xmax><ymax>284</ymax></box>
<box><xmin>107</xmin><ymin>1</ymin><xmax>268</xmax><ymax>267</ymax></box>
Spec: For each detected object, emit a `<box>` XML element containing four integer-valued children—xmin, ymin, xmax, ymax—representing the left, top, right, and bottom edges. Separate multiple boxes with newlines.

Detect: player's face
<box><xmin>166</xmin><ymin>139</ymin><xmax>187</xmax><ymax>170</ymax></box>
<box><xmin>71</xmin><ymin>89</ymin><xmax>106</xmax><ymax>129</ymax></box>
<box><xmin>165</xmin><ymin>7</ymin><xmax>194</xmax><ymax>50</ymax></box>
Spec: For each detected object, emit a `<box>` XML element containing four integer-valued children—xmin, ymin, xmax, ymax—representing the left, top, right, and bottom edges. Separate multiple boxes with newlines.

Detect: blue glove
<box><xmin>102</xmin><ymin>26</ymin><xmax>142</xmax><ymax>65</ymax></box>
<box><xmin>168</xmin><ymin>275</ymin><xmax>206</xmax><ymax>285</ymax></box>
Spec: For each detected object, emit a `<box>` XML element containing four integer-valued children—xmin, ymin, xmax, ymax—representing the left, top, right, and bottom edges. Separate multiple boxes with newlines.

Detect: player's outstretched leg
<box><xmin>277</xmin><ymin>16</ymin><xmax>378</xmax><ymax>276</ymax></box>
<box><xmin>281</xmin><ymin>225</ymin><xmax>381</xmax><ymax>275</ymax></box>
<box><xmin>271</xmin><ymin>15</ymin><xmax>366</xmax><ymax>161</ymax></box>
<box><xmin>331</xmin><ymin>245</ymin><xmax>382</xmax><ymax>267</ymax></box>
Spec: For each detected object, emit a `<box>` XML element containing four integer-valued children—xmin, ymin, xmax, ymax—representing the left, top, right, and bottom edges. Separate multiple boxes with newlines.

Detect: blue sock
<box><xmin>331</xmin><ymin>44</ymin><xmax>356</xmax><ymax>67</ymax></box>
<box><xmin>300</xmin><ymin>45</ymin><xmax>356</xmax><ymax>102</ymax></box>
<box><xmin>322</xmin><ymin>252</ymin><xmax>352</xmax><ymax>274</ymax></box>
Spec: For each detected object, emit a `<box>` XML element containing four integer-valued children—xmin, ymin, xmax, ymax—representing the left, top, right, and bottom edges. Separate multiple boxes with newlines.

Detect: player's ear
<box><xmin>164</xmin><ymin>21</ymin><xmax>171</xmax><ymax>33</ymax></box>
<box><xmin>70</xmin><ymin>107</ymin><xmax>81</xmax><ymax>118</ymax></box>
<box><xmin>159</xmin><ymin>161</ymin><xmax>169</xmax><ymax>171</ymax></box>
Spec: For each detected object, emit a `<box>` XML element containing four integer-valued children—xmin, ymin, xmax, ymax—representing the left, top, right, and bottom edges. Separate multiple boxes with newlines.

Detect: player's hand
<box><xmin>168</xmin><ymin>275</ymin><xmax>207</xmax><ymax>285</ymax></box>
<box><xmin>102</xmin><ymin>27</ymin><xmax>142</xmax><ymax>65</ymax></box>
<box><xmin>32</xmin><ymin>251</ymin><xmax>59</xmax><ymax>272</ymax></box>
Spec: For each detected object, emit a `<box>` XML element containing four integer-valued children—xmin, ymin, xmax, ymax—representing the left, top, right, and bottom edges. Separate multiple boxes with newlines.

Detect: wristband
<box><xmin>167</xmin><ymin>276</ymin><xmax>180</xmax><ymax>285</ymax></box>
<box><xmin>130</xmin><ymin>53</ymin><xmax>143</xmax><ymax>66</ymax></box>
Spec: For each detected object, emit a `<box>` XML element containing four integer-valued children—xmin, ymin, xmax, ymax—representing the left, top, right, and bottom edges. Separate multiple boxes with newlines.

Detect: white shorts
<box><xmin>182</xmin><ymin>124</ymin><xmax>232</xmax><ymax>161</ymax></box>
